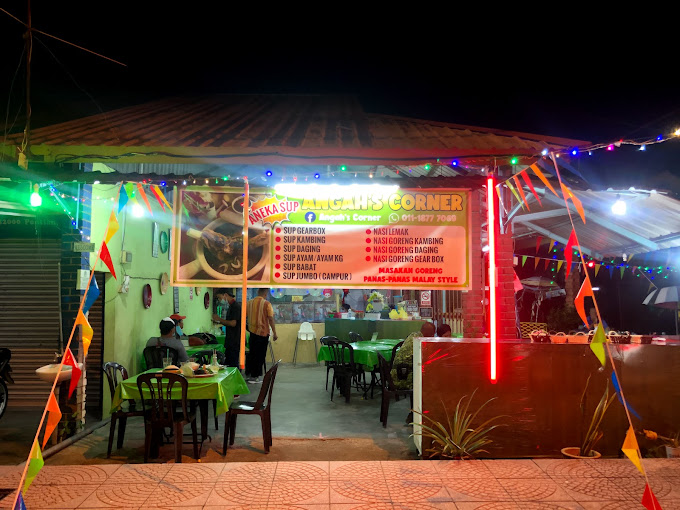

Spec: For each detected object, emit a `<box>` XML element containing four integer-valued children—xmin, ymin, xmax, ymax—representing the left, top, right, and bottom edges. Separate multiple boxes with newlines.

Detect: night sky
<box><xmin>1</xmin><ymin>4</ymin><xmax>678</xmax><ymax>192</ymax></box>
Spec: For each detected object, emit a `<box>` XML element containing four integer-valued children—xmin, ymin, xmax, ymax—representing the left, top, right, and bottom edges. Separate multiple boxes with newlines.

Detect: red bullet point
<box><xmin>276</xmin><ymin>237</ymin><xmax>281</xmax><ymax>242</ymax></box>
<box><xmin>275</xmin><ymin>246</ymin><xmax>281</xmax><ymax>251</ymax></box>
<box><xmin>365</xmin><ymin>238</ymin><xmax>371</xmax><ymax>243</ymax></box>
<box><xmin>276</xmin><ymin>228</ymin><xmax>281</xmax><ymax>233</ymax></box>
<box><xmin>366</xmin><ymin>247</ymin><xmax>371</xmax><ymax>252</ymax></box>
<box><xmin>275</xmin><ymin>263</ymin><xmax>281</xmax><ymax>269</ymax></box>
<box><xmin>365</xmin><ymin>256</ymin><xmax>370</xmax><ymax>261</ymax></box>
<box><xmin>275</xmin><ymin>272</ymin><xmax>280</xmax><ymax>278</ymax></box>
<box><xmin>275</xmin><ymin>254</ymin><xmax>281</xmax><ymax>260</ymax></box>
<box><xmin>365</xmin><ymin>229</ymin><xmax>371</xmax><ymax>234</ymax></box>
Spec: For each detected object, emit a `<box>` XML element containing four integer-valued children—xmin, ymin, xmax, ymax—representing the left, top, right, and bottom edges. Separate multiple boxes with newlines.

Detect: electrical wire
<box><xmin>2</xmin><ymin>46</ymin><xmax>26</xmax><ymax>148</ymax></box>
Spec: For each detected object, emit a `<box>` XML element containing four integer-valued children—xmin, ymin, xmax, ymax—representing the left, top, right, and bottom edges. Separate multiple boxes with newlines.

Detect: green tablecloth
<box><xmin>317</xmin><ymin>338</ymin><xmax>403</xmax><ymax>370</ymax></box>
<box><xmin>186</xmin><ymin>344</ymin><xmax>226</xmax><ymax>358</ymax></box>
<box><xmin>324</xmin><ymin>319</ymin><xmax>425</xmax><ymax>342</ymax></box>
<box><xmin>215</xmin><ymin>330</ymin><xmax>249</xmax><ymax>347</ymax></box>
<box><xmin>111</xmin><ymin>367</ymin><xmax>250</xmax><ymax>416</ymax></box>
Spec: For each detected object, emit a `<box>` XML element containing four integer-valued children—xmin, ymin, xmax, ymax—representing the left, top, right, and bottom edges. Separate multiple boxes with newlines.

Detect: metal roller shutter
<box><xmin>85</xmin><ymin>272</ymin><xmax>105</xmax><ymax>419</ymax></box>
<box><xmin>0</xmin><ymin>239</ymin><xmax>62</xmax><ymax>408</ymax></box>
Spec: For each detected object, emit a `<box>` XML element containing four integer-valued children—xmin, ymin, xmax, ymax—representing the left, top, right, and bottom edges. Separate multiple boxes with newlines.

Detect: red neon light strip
<box><xmin>487</xmin><ymin>177</ymin><xmax>497</xmax><ymax>382</ymax></box>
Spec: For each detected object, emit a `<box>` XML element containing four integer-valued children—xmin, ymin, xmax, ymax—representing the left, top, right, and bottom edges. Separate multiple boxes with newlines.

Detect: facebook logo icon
<box><xmin>305</xmin><ymin>212</ymin><xmax>316</xmax><ymax>223</ymax></box>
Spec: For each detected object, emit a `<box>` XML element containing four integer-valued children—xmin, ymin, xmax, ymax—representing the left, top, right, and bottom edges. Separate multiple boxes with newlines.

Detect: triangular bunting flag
<box><xmin>621</xmin><ymin>426</ymin><xmax>644</xmax><ymax>474</ymax></box>
<box><xmin>534</xmin><ymin>257</ymin><xmax>540</xmax><ymax>269</ymax></box>
<box><xmin>575</xmin><ymin>278</ymin><xmax>594</xmax><ymax>326</ymax></box>
<box><xmin>544</xmin><ymin>259</ymin><xmax>550</xmax><ymax>270</ymax></box>
<box><xmin>632</xmin><ymin>266</ymin><xmax>638</xmax><ymax>275</ymax></box>
<box><xmin>561</xmin><ymin>183</ymin><xmax>587</xmax><ymax>224</ymax></box>
<box><xmin>505</xmin><ymin>180</ymin><xmax>525</xmax><ymax>210</ymax></box>
<box><xmin>628</xmin><ymin>253</ymin><xmax>635</xmax><ymax>263</ymax></box>
<box><xmin>530</xmin><ymin>164</ymin><xmax>559</xmax><ymax>196</ymax></box>
<box><xmin>520</xmin><ymin>170</ymin><xmax>542</xmax><ymax>205</ymax></box>
<box><xmin>620</xmin><ymin>267</ymin><xmax>626</xmax><ymax>279</ymax></box>
<box><xmin>495</xmin><ymin>185</ymin><xmax>503</xmax><ymax>206</ymax></box>
<box><xmin>75</xmin><ymin>310</ymin><xmax>93</xmax><ymax>358</ymax></box>
<box><xmin>104</xmin><ymin>210</ymin><xmax>119</xmax><ymax>244</ymax></box>
<box><xmin>557</xmin><ymin>260</ymin><xmax>564</xmax><ymax>273</ymax></box>
<box><xmin>182</xmin><ymin>203</ymin><xmax>191</xmax><ymax>219</ymax></box>
<box><xmin>608</xmin><ymin>266</ymin><xmax>614</xmax><ymax>278</ymax></box>
<box><xmin>535</xmin><ymin>236</ymin><xmax>543</xmax><ymax>254</ymax></box>
<box><xmin>14</xmin><ymin>491</ymin><xmax>26</xmax><ymax>510</ymax></box>
<box><xmin>153</xmin><ymin>185</ymin><xmax>172</xmax><ymax>210</ymax></box>
<box><xmin>62</xmin><ymin>348</ymin><xmax>82</xmax><ymax>398</ymax></box>
<box><xmin>648</xmin><ymin>282</ymin><xmax>656</xmax><ymax>294</ymax></box>
<box><xmin>512</xmin><ymin>175</ymin><xmax>530</xmax><ymax>210</ymax></box>
<box><xmin>522</xmin><ymin>255</ymin><xmax>527</xmax><ymax>267</ymax></box>
<box><xmin>82</xmin><ymin>276</ymin><xmax>100</xmax><ymax>315</ymax></box>
<box><xmin>565</xmin><ymin>230</ymin><xmax>578</xmax><ymax>277</ymax></box>
<box><xmin>514</xmin><ymin>271</ymin><xmax>524</xmax><ymax>292</ymax></box>
<box><xmin>642</xmin><ymin>483</ymin><xmax>663</xmax><ymax>510</ymax></box>
<box><xmin>23</xmin><ymin>440</ymin><xmax>44</xmax><ymax>493</ymax></box>
<box><xmin>590</xmin><ymin>324</ymin><xmax>606</xmax><ymax>367</ymax></box>
<box><xmin>117</xmin><ymin>183</ymin><xmax>129</xmax><ymax>214</ymax></box>
<box><xmin>149</xmin><ymin>185</ymin><xmax>166</xmax><ymax>211</ymax></box>
<box><xmin>595</xmin><ymin>264</ymin><xmax>601</xmax><ymax>277</ymax></box>
<box><xmin>124</xmin><ymin>183</ymin><xmax>135</xmax><ymax>206</ymax></box>
<box><xmin>42</xmin><ymin>391</ymin><xmax>62</xmax><ymax>449</ymax></box>
<box><xmin>611</xmin><ymin>371</ymin><xmax>642</xmax><ymax>420</ymax></box>
<box><xmin>136</xmin><ymin>183</ymin><xmax>153</xmax><ymax>215</ymax></box>
<box><xmin>549</xmin><ymin>238</ymin><xmax>556</xmax><ymax>250</ymax></box>
<box><xmin>99</xmin><ymin>242</ymin><xmax>117</xmax><ymax>279</ymax></box>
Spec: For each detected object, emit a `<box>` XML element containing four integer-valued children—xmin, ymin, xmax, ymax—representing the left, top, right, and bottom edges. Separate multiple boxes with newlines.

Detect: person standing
<box><xmin>212</xmin><ymin>289</ymin><xmax>241</xmax><ymax>367</ymax></box>
<box><xmin>245</xmin><ymin>288</ymin><xmax>278</xmax><ymax>383</ymax></box>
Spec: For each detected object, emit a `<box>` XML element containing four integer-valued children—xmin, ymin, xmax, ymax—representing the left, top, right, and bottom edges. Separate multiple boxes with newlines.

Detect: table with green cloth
<box><xmin>111</xmin><ymin>367</ymin><xmax>250</xmax><ymax>442</ymax></box>
<box><xmin>324</xmin><ymin>319</ymin><xmax>425</xmax><ymax>342</ymax></box>
<box><xmin>317</xmin><ymin>338</ymin><xmax>402</xmax><ymax>370</ymax></box>
<box><xmin>140</xmin><ymin>343</ymin><xmax>227</xmax><ymax>371</ymax></box>
<box><xmin>215</xmin><ymin>330</ymin><xmax>249</xmax><ymax>347</ymax></box>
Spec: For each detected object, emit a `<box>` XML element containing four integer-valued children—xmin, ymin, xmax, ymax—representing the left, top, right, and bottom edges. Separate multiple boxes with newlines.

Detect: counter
<box><xmin>413</xmin><ymin>338</ymin><xmax>680</xmax><ymax>458</ymax></box>
<box><xmin>324</xmin><ymin>318</ymin><xmax>426</xmax><ymax>342</ymax></box>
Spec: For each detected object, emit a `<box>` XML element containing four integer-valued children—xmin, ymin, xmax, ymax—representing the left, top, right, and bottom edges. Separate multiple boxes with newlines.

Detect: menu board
<box><xmin>172</xmin><ymin>185</ymin><xmax>470</xmax><ymax>290</ymax></box>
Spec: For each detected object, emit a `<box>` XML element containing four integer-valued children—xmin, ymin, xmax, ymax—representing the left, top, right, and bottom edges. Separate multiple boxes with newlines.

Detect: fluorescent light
<box><xmin>592</xmin><ymin>287</ymin><xmax>600</xmax><ymax>291</ymax></box>
<box><xmin>611</xmin><ymin>198</ymin><xmax>626</xmax><ymax>215</ymax></box>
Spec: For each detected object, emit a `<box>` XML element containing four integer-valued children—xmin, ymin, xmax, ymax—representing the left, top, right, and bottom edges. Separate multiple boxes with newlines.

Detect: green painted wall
<box><xmin>89</xmin><ymin>181</ymin><xmax>213</xmax><ymax>412</ymax></box>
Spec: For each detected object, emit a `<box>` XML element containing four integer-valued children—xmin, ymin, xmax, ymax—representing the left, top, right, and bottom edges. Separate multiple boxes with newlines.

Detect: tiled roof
<box><xmin>2</xmin><ymin>94</ymin><xmax>589</xmax><ymax>166</ymax></box>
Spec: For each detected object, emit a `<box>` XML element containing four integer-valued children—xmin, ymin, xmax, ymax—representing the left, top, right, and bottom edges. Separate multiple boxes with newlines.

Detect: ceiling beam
<box><xmin>511</xmin><ymin>208</ymin><xmax>569</xmax><ymax>224</ymax></box>
<box><xmin>516</xmin><ymin>220</ymin><xmax>602</xmax><ymax>259</ymax></box>
<box><xmin>541</xmin><ymin>193</ymin><xmax>660</xmax><ymax>251</ymax></box>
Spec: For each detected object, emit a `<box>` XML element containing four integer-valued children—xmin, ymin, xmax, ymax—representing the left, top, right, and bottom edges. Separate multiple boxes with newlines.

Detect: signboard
<box><xmin>172</xmin><ymin>185</ymin><xmax>470</xmax><ymax>290</ymax></box>
<box><xmin>403</xmin><ymin>300</ymin><xmax>419</xmax><ymax>314</ymax></box>
<box><xmin>73</xmin><ymin>242</ymin><xmax>95</xmax><ymax>252</ymax></box>
<box><xmin>419</xmin><ymin>307</ymin><xmax>433</xmax><ymax>318</ymax></box>
<box><xmin>420</xmin><ymin>290</ymin><xmax>431</xmax><ymax>307</ymax></box>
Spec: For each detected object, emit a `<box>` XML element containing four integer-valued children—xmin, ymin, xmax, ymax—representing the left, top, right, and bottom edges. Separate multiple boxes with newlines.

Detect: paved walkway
<box><xmin>1</xmin><ymin>458</ymin><xmax>679</xmax><ymax>509</ymax></box>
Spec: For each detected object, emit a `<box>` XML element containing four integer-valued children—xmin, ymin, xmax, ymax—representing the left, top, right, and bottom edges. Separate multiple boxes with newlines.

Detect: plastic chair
<box><xmin>137</xmin><ymin>372</ymin><xmax>199</xmax><ymax>463</ymax></box>
<box><xmin>223</xmin><ymin>360</ymin><xmax>280</xmax><ymax>455</ymax></box>
<box><xmin>325</xmin><ymin>338</ymin><xmax>366</xmax><ymax>403</ymax></box>
<box><xmin>320</xmin><ymin>336</ymin><xmax>337</xmax><ymax>391</ymax></box>
<box><xmin>348</xmin><ymin>331</ymin><xmax>365</xmax><ymax>343</ymax></box>
<box><xmin>293</xmin><ymin>322</ymin><xmax>318</xmax><ymax>366</ymax></box>
<box><xmin>102</xmin><ymin>362</ymin><xmax>144</xmax><ymax>458</ymax></box>
<box><xmin>143</xmin><ymin>346</ymin><xmax>178</xmax><ymax>369</ymax></box>
<box><xmin>377</xmin><ymin>352</ymin><xmax>413</xmax><ymax>428</ymax></box>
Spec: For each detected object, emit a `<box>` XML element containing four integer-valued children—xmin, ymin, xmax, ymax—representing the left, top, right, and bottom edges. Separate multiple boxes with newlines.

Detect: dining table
<box><xmin>317</xmin><ymin>338</ymin><xmax>402</xmax><ymax>370</ymax></box>
<box><xmin>111</xmin><ymin>366</ymin><xmax>249</xmax><ymax>447</ymax></box>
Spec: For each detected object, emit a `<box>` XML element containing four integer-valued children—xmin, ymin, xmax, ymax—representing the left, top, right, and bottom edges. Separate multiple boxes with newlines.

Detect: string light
<box><xmin>510</xmin><ymin>157</ymin><xmax>519</xmax><ymax>165</ymax></box>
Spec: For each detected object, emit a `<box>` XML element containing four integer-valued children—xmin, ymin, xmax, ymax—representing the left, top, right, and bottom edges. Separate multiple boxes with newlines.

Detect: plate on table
<box><xmin>193</xmin><ymin>373</ymin><xmax>214</xmax><ymax>378</ymax></box>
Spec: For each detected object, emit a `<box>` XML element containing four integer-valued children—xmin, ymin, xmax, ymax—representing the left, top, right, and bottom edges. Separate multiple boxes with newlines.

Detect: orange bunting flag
<box><xmin>153</xmin><ymin>185</ymin><xmax>171</xmax><ymax>210</ymax></box>
<box><xmin>561</xmin><ymin>183</ymin><xmax>586</xmax><ymax>224</ymax></box>
<box><xmin>575</xmin><ymin>278</ymin><xmax>594</xmax><ymax>326</ymax></box>
<box><xmin>505</xmin><ymin>180</ymin><xmax>524</xmax><ymax>210</ymax></box>
<box><xmin>530</xmin><ymin>164</ymin><xmax>559</xmax><ymax>197</ymax></box>
<box><xmin>544</xmin><ymin>258</ymin><xmax>550</xmax><ymax>270</ymax></box>
<box><xmin>520</xmin><ymin>170</ymin><xmax>542</xmax><ymax>205</ymax></box>
<box><xmin>622</xmin><ymin>426</ymin><xmax>644</xmax><ymax>474</ymax></box>
<box><xmin>590</xmin><ymin>324</ymin><xmax>607</xmax><ymax>367</ymax></box>
<box><xmin>564</xmin><ymin>229</ymin><xmax>578</xmax><ymax>277</ymax></box>
<box><xmin>534</xmin><ymin>257</ymin><xmax>540</xmax><ymax>269</ymax></box>
<box><xmin>99</xmin><ymin>241</ymin><xmax>117</xmax><ymax>279</ymax></box>
<box><xmin>75</xmin><ymin>310</ymin><xmax>93</xmax><ymax>357</ymax></box>
<box><xmin>136</xmin><ymin>183</ymin><xmax>153</xmax><ymax>215</ymax></box>
<box><xmin>104</xmin><ymin>210</ymin><xmax>119</xmax><ymax>244</ymax></box>
<box><xmin>557</xmin><ymin>260</ymin><xmax>564</xmax><ymax>273</ymax></box>
<box><xmin>42</xmin><ymin>391</ymin><xmax>62</xmax><ymax>449</ymax></box>
<box><xmin>63</xmin><ymin>348</ymin><xmax>82</xmax><ymax>398</ymax></box>
<box><xmin>595</xmin><ymin>264</ymin><xmax>601</xmax><ymax>277</ymax></box>
<box><xmin>642</xmin><ymin>483</ymin><xmax>663</xmax><ymax>510</ymax></box>
<box><xmin>512</xmin><ymin>175</ymin><xmax>530</xmax><ymax>210</ymax></box>
<box><xmin>23</xmin><ymin>440</ymin><xmax>44</xmax><ymax>494</ymax></box>
<box><xmin>149</xmin><ymin>185</ymin><xmax>165</xmax><ymax>211</ymax></box>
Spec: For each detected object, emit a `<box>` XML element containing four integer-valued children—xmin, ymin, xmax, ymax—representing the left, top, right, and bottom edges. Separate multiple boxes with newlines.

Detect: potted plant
<box><xmin>641</xmin><ymin>429</ymin><xmax>680</xmax><ymax>458</ymax></box>
<box><xmin>562</xmin><ymin>374</ymin><xmax>616</xmax><ymax>459</ymax></box>
<box><xmin>366</xmin><ymin>291</ymin><xmax>385</xmax><ymax>312</ymax></box>
<box><xmin>411</xmin><ymin>389</ymin><xmax>506</xmax><ymax>459</ymax></box>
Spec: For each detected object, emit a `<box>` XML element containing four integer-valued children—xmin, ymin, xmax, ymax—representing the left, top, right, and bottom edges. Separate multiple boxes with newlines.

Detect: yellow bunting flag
<box><xmin>104</xmin><ymin>210</ymin><xmax>119</xmax><ymax>244</ymax></box>
<box><xmin>648</xmin><ymin>282</ymin><xmax>656</xmax><ymax>294</ymax></box>
<box><xmin>530</xmin><ymin>164</ymin><xmax>559</xmax><ymax>197</ymax></box>
<box><xmin>534</xmin><ymin>257</ymin><xmax>540</xmax><ymax>269</ymax></box>
<box><xmin>595</xmin><ymin>264</ymin><xmax>601</xmax><ymax>277</ymax></box>
<box><xmin>75</xmin><ymin>310</ymin><xmax>93</xmax><ymax>357</ymax></box>
<box><xmin>628</xmin><ymin>253</ymin><xmax>634</xmax><ymax>263</ymax></box>
<box><xmin>549</xmin><ymin>238</ymin><xmax>556</xmax><ymax>250</ymax></box>
<box><xmin>136</xmin><ymin>183</ymin><xmax>153</xmax><ymax>215</ymax></box>
<box><xmin>557</xmin><ymin>260</ymin><xmax>564</xmax><ymax>273</ymax></box>
<box><xmin>23</xmin><ymin>440</ymin><xmax>44</xmax><ymax>493</ymax></box>
<box><xmin>575</xmin><ymin>278</ymin><xmax>594</xmax><ymax>326</ymax></box>
<box><xmin>622</xmin><ymin>426</ymin><xmax>644</xmax><ymax>474</ymax></box>
<box><xmin>590</xmin><ymin>323</ymin><xmax>606</xmax><ymax>367</ymax></box>
<box><xmin>512</xmin><ymin>175</ymin><xmax>530</xmax><ymax>210</ymax></box>
<box><xmin>153</xmin><ymin>185</ymin><xmax>171</xmax><ymax>210</ymax></box>
<box><xmin>561</xmin><ymin>183</ymin><xmax>586</xmax><ymax>224</ymax></box>
<box><xmin>505</xmin><ymin>180</ymin><xmax>525</xmax><ymax>210</ymax></box>
<box><xmin>42</xmin><ymin>391</ymin><xmax>62</xmax><ymax>449</ymax></box>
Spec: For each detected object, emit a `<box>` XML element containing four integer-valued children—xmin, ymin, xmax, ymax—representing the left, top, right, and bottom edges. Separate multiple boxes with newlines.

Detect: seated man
<box><xmin>436</xmin><ymin>323</ymin><xmax>452</xmax><ymax>337</ymax></box>
<box><xmin>170</xmin><ymin>313</ymin><xmax>205</xmax><ymax>346</ymax></box>
<box><xmin>146</xmin><ymin>317</ymin><xmax>189</xmax><ymax>363</ymax></box>
<box><xmin>390</xmin><ymin>321</ymin><xmax>436</xmax><ymax>390</ymax></box>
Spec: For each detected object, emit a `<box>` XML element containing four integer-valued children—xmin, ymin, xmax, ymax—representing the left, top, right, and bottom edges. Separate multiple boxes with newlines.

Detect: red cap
<box><xmin>170</xmin><ymin>314</ymin><xmax>186</xmax><ymax>320</ymax></box>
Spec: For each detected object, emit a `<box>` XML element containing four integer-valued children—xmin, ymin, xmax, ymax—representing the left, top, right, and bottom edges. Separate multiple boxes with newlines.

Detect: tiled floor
<box><xmin>1</xmin><ymin>459</ymin><xmax>679</xmax><ymax>509</ymax></box>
